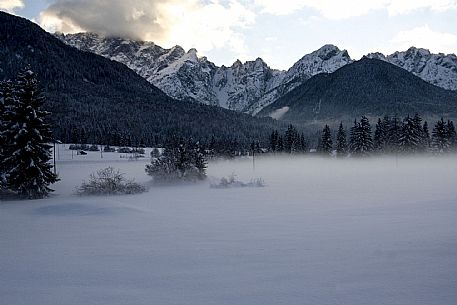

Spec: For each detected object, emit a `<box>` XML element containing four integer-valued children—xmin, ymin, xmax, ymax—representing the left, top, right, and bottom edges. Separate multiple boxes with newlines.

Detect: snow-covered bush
<box><xmin>77</xmin><ymin>167</ymin><xmax>146</xmax><ymax>196</ymax></box>
<box><xmin>146</xmin><ymin>141</ymin><xmax>206</xmax><ymax>183</ymax></box>
<box><xmin>210</xmin><ymin>174</ymin><xmax>265</xmax><ymax>189</ymax></box>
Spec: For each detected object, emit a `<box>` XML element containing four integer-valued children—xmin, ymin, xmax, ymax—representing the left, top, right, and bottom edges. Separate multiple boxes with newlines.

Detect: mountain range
<box><xmin>58</xmin><ymin>33</ymin><xmax>457</xmax><ymax>115</ymax></box>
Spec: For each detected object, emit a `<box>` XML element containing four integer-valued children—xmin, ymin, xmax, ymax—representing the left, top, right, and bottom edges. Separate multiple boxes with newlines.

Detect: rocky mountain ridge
<box><xmin>57</xmin><ymin>33</ymin><xmax>457</xmax><ymax>114</ymax></box>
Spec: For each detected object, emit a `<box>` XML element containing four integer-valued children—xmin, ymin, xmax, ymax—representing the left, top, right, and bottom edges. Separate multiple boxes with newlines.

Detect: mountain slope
<box><xmin>258</xmin><ymin>58</ymin><xmax>457</xmax><ymax>123</ymax></box>
<box><xmin>0</xmin><ymin>12</ymin><xmax>279</xmax><ymax>145</ymax></box>
<box><xmin>57</xmin><ymin>33</ymin><xmax>351</xmax><ymax>113</ymax></box>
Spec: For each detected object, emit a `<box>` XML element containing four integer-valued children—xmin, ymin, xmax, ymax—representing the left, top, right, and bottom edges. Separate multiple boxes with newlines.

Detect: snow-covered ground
<box><xmin>1</xmin><ymin>147</ymin><xmax>457</xmax><ymax>305</ymax></box>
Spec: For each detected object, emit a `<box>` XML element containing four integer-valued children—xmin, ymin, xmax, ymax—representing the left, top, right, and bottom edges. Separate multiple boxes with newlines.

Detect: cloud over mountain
<box><xmin>39</xmin><ymin>0</ymin><xmax>254</xmax><ymax>54</ymax></box>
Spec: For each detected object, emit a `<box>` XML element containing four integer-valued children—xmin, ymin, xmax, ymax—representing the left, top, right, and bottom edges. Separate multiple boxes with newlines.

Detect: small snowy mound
<box><xmin>210</xmin><ymin>174</ymin><xmax>265</xmax><ymax>189</ymax></box>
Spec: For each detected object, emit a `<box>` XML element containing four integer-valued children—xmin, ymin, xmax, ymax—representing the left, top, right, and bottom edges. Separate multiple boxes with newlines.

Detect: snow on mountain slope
<box><xmin>57</xmin><ymin>33</ymin><xmax>457</xmax><ymax>115</ymax></box>
<box><xmin>57</xmin><ymin>33</ymin><xmax>350</xmax><ymax>113</ymax></box>
<box><xmin>367</xmin><ymin>47</ymin><xmax>457</xmax><ymax>91</ymax></box>
<box><xmin>212</xmin><ymin>58</ymin><xmax>284</xmax><ymax>112</ymax></box>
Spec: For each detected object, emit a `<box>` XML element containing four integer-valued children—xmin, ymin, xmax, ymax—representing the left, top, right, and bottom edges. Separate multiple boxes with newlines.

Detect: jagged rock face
<box><xmin>57</xmin><ymin>33</ymin><xmax>457</xmax><ymax>115</ymax></box>
<box><xmin>367</xmin><ymin>47</ymin><xmax>457</xmax><ymax>91</ymax></box>
<box><xmin>212</xmin><ymin>58</ymin><xmax>283</xmax><ymax>112</ymax></box>
<box><xmin>56</xmin><ymin>33</ymin><xmax>351</xmax><ymax>113</ymax></box>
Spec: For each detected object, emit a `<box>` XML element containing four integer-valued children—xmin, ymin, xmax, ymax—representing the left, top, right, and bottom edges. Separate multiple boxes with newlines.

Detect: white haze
<box><xmin>1</xmin><ymin>147</ymin><xmax>457</xmax><ymax>305</ymax></box>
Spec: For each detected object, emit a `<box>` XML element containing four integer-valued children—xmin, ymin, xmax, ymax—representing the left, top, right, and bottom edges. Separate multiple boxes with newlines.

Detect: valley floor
<box><xmin>1</xmin><ymin>148</ymin><xmax>457</xmax><ymax>305</ymax></box>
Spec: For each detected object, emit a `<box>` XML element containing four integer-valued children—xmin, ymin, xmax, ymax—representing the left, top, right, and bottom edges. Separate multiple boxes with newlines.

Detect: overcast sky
<box><xmin>2</xmin><ymin>0</ymin><xmax>457</xmax><ymax>70</ymax></box>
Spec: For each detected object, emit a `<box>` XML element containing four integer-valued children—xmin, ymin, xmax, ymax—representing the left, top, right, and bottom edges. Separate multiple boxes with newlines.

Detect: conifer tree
<box><xmin>270</xmin><ymin>130</ymin><xmax>278</xmax><ymax>152</ymax></box>
<box><xmin>284</xmin><ymin>124</ymin><xmax>299</xmax><ymax>153</ymax></box>
<box><xmin>422</xmin><ymin>121</ymin><xmax>431</xmax><ymax>149</ymax></box>
<box><xmin>350</xmin><ymin>116</ymin><xmax>373</xmax><ymax>156</ymax></box>
<box><xmin>2</xmin><ymin>69</ymin><xmax>58</xmax><ymax>198</ymax></box>
<box><xmin>399</xmin><ymin>115</ymin><xmax>420</xmax><ymax>153</ymax></box>
<box><xmin>431</xmin><ymin>118</ymin><xmax>449</xmax><ymax>153</ymax></box>
<box><xmin>193</xmin><ymin>141</ymin><xmax>207</xmax><ymax>179</ymax></box>
<box><xmin>277</xmin><ymin>135</ymin><xmax>284</xmax><ymax>152</ymax></box>
<box><xmin>446</xmin><ymin>120</ymin><xmax>457</xmax><ymax>151</ymax></box>
<box><xmin>319</xmin><ymin>125</ymin><xmax>333</xmax><ymax>155</ymax></box>
<box><xmin>374</xmin><ymin>118</ymin><xmax>384</xmax><ymax>152</ymax></box>
<box><xmin>336</xmin><ymin>122</ymin><xmax>348</xmax><ymax>157</ymax></box>
<box><xmin>299</xmin><ymin>133</ymin><xmax>307</xmax><ymax>153</ymax></box>
<box><xmin>349</xmin><ymin>119</ymin><xmax>359</xmax><ymax>154</ymax></box>
<box><xmin>412</xmin><ymin>114</ymin><xmax>426</xmax><ymax>152</ymax></box>
<box><xmin>359</xmin><ymin>116</ymin><xmax>374</xmax><ymax>154</ymax></box>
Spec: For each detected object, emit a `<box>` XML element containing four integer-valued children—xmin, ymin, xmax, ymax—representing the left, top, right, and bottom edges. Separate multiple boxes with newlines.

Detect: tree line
<box><xmin>269</xmin><ymin>114</ymin><xmax>457</xmax><ymax>156</ymax></box>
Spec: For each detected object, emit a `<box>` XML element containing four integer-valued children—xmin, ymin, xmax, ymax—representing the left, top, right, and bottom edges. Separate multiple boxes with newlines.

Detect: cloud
<box><xmin>387</xmin><ymin>0</ymin><xmax>457</xmax><ymax>15</ymax></box>
<box><xmin>389</xmin><ymin>25</ymin><xmax>457</xmax><ymax>54</ymax></box>
<box><xmin>39</xmin><ymin>0</ymin><xmax>254</xmax><ymax>55</ymax></box>
<box><xmin>255</xmin><ymin>0</ymin><xmax>457</xmax><ymax>19</ymax></box>
<box><xmin>0</xmin><ymin>0</ymin><xmax>24</xmax><ymax>13</ymax></box>
<box><xmin>254</xmin><ymin>0</ymin><xmax>308</xmax><ymax>15</ymax></box>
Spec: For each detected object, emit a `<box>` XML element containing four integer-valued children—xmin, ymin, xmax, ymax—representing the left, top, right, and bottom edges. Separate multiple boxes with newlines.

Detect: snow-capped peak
<box><xmin>367</xmin><ymin>47</ymin><xmax>457</xmax><ymax>90</ymax></box>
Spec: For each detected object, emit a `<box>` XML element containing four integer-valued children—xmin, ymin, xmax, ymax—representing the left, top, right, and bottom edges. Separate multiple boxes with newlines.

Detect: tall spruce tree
<box><xmin>277</xmin><ymin>135</ymin><xmax>284</xmax><ymax>152</ymax></box>
<box><xmin>422</xmin><ymin>121</ymin><xmax>431</xmax><ymax>149</ymax></box>
<box><xmin>319</xmin><ymin>125</ymin><xmax>333</xmax><ymax>155</ymax></box>
<box><xmin>2</xmin><ymin>69</ymin><xmax>58</xmax><ymax>198</ymax></box>
<box><xmin>431</xmin><ymin>118</ymin><xmax>449</xmax><ymax>153</ymax></box>
<box><xmin>336</xmin><ymin>122</ymin><xmax>348</xmax><ymax>157</ymax></box>
<box><xmin>270</xmin><ymin>130</ymin><xmax>278</xmax><ymax>152</ymax></box>
<box><xmin>284</xmin><ymin>124</ymin><xmax>299</xmax><ymax>153</ymax></box>
<box><xmin>349</xmin><ymin>119</ymin><xmax>359</xmax><ymax>155</ymax></box>
<box><xmin>399</xmin><ymin>115</ymin><xmax>421</xmax><ymax>153</ymax></box>
<box><xmin>350</xmin><ymin>116</ymin><xmax>373</xmax><ymax>156</ymax></box>
<box><xmin>359</xmin><ymin>116</ymin><xmax>373</xmax><ymax>154</ymax></box>
<box><xmin>446</xmin><ymin>120</ymin><xmax>457</xmax><ymax>151</ymax></box>
<box><xmin>299</xmin><ymin>133</ymin><xmax>307</xmax><ymax>153</ymax></box>
<box><xmin>412</xmin><ymin>114</ymin><xmax>426</xmax><ymax>151</ymax></box>
<box><xmin>374</xmin><ymin>117</ymin><xmax>388</xmax><ymax>152</ymax></box>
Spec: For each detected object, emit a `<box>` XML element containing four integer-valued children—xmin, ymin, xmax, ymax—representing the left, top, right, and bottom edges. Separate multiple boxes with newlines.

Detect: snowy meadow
<box><xmin>1</xmin><ymin>147</ymin><xmax>457</xmax><ymax>305</ymax></box>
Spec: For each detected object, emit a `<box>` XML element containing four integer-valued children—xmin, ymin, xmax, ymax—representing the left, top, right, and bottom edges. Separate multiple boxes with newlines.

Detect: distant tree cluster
<box><xmin>145</xmin><ymin>137</ymin><xmax>207</xmax><ymax>182</ymax></box>
<box><xmin>0</xmin><ymin>69</ymin><xmax>58</xmax><ymax>199</ymax></box>
<box><xmin>269</xmin><ymin>125</ymin><xmax>308</xmax><ymax>154</ymax></box>
<box><xmin>317</xmin><ymin>114</ymin><xmax>456</xmax><ymax>157</ymax></box>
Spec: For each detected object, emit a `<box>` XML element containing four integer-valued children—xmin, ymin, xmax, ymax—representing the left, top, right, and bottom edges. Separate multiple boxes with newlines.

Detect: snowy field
<box><xmin>1</xmin><ymin>146</ymin><xmax>457</xmax><ymax>305</ymax></box>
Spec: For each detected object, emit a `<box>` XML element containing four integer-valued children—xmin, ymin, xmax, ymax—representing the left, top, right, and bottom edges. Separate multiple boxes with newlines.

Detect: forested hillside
<box><xmin>259</xmin><ymin>58</ymin><xmax>457</xmax><ymax>123</ymax></box>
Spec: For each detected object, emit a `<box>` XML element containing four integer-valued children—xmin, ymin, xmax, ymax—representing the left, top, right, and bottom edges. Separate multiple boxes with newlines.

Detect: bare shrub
<box><xmin>77</xmin><ymin>167</ymin><xmax>146</xmax><ymax>195</ymax></box>
<box><xmin>210</xmin><ymin>174</ymin><xmax>265</xmax><ymax>189</ymax></box>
